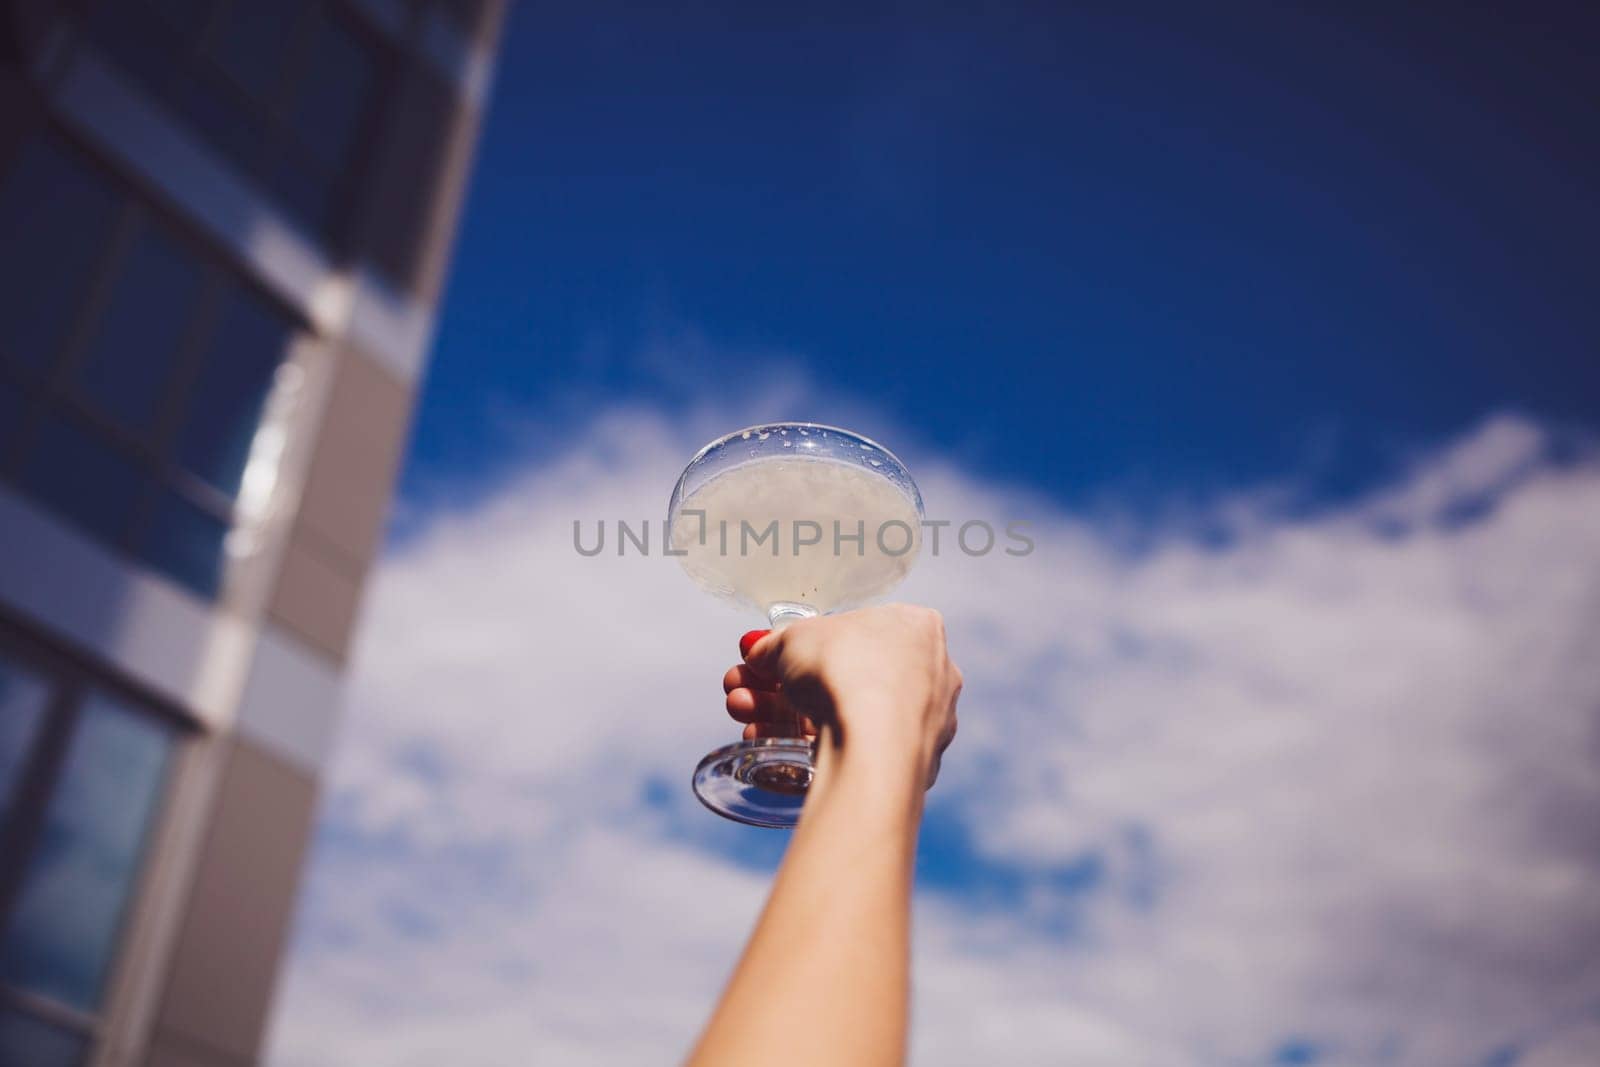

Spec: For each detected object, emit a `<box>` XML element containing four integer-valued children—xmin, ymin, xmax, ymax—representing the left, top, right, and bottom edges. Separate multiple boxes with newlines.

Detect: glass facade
<box><xmin>18</xmin><ymin>414</ymin><xmax>146</xmax><ymax>553</ymax></box>
<box><xmin>86</xmin><ymin>0</ymin><xmax>386</xmax><ymax>242</ymax></box>
<box><xmin>0</xmin><ymin>134</ymin><xmax>298</xmax><ymax>601</ymax></box>
<box><xmin>72</xmin><ymin>227</ymin><xmax>204</xmax><ymax>436</ymax></box>
<box><xmin>0</xmin><ymin>660</ymin><xmax>52</xmax><ymax>828</ymax></box>
<box><xmin>173</xmin><ymin>287</ymin><xmax>293</xmax><ymax>501</ymax></box>
<box><xmin>0</xmin><ymin>137</ymin><xmax>119</xmax><ymax>373</ymax></box>
<box><xmin>1</xmin><ymin>695</ymin><xmax>174</xmax><ymax>1011</ymax></box>
<box><xmin>0</xmin><ymin>641</ymin><xmax>180</xmax><ymax>1054</ymax></box>
<box><xmin>0</xmin><ymin>1006</ymin><xmax>87</xmax><ymax>1067</ymax></box>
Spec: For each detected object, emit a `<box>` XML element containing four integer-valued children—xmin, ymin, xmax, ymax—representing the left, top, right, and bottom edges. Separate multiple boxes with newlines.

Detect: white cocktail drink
<box><xmin>670</xmin><ymin>455</ymin><xmax>921</xmax><ymax>621</ymax></box>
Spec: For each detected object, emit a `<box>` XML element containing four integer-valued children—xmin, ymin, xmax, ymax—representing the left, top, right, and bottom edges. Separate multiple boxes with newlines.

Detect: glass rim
<box><xmin>669</xmin><ymin>421</ymin><xmax>923</xmax><ymax>520</ymax></box>
<box><xmin>685</xmin><ymin>421</ymin><xmax>910</xmax><ymax>469</ymax></box>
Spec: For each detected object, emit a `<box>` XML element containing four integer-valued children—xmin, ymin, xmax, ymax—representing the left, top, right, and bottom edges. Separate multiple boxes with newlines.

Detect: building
<box><xmin>0</xmin><ymin>2</ymin><xmax>505</xmax><ymax>1063</ymax></box>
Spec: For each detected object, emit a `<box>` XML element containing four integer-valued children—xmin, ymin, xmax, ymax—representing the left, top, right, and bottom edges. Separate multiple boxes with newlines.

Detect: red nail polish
<box><xmin>739</xmin><ymin>629</ymin><xmax>771</xmax><ymax>658</ymax></box>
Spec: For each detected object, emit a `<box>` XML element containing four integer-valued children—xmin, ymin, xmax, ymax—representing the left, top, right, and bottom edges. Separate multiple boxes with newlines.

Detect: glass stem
<box><xmin>766</xmin><ymin>602</ymin><xmax>817</xmax><ymax>629</ymax></box>
<box><xmin>763</xmin><ymin>603</ymin><xmax>817</xmax><ymax>740</ymax></box>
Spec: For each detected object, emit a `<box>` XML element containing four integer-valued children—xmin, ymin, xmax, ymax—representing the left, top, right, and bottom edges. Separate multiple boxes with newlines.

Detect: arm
<box><xmin>687</xmin><ymin>605</ymin><xmax>962</xmax><ymax>1067</ymax></box>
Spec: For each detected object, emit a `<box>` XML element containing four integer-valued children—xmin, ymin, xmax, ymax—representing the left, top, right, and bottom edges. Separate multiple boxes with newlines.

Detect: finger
<box><xmin>726</xmin><ymin>686</ymin><xmax>784</xmax><ymax>724</ymax></box>
<box><xmin>723</xmin><ymin>663</ymin><xmax>778</xmax><ymax>694</ymax></box>
<box><xmin>926</xmin><ymin>710</ymin><xmax>959</xmax><ymax>789</ymax></box>
<box><xmin>742</xmin><ymin>626</ymin><xmax>785</xmax><ymax>673</ymax></box>
<box><xmin>739</xmin><ymin>629</ymin><xmax>771</xmax><ymax>658</ymax></box>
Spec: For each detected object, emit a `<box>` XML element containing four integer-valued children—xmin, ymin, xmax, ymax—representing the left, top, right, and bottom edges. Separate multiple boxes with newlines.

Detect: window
<box><xmin>0</xmin><ymin>695</ymin><xmax>174</xmax><ymax>1010</ymax></box>
<box><xmin>430</xmin><ymin>0</ymin><xmax>491</xmax><ymax>36</ymax></box>
<box><xmin>0</xmin><ymin>1007</ymin><xmax>87</xmax><ymax>1067</ymax></box>
<box><xmin>0</xmin><ymin>377</ymin><xmax>24</xmax><ymax>468</ymax></box>
<box><xmin>0</xmin><ymin>138</ymin><xmax>119</xmax><ymax>372</ymax></box>
<box><xmin>137</xmin><ymin>491</ymin><xmax>231</xmax><ymax>601</ymax></box>
<box><xmin>0</xmin><ymin>637</ymin><xmax>181</xmax><ymax>1059</ymax></box>
<box><xmin>208</xmin><ymin>2</ymin><xmax>300</xmax><ymax>107</ymax></box>
<box><xmin>84</xmin><ymin>0</ymin><xmax>388</xmax><ymax>244</ymax></box>
<box><xmin>18</xmin><ymin>415</ymin><xmax>147</xmax><ymax>551</ymax></box>
<box><xmin>0</xmin><ymin>133</ymin><xmax>300</xmax><ymax>601</ymax></box>
<box><xmin>362</xmin><ymin>64</ymin><xmax>456</xmax><ymax>286</ymax></box>
<box><xmin>0</xmin><ymin>660</ymin><xmax>51</xmax><ymax>827</ymax></box>
<box><xmin>72</xmin><ymin>227</ymin><xmax>204</xmax><ymax>436</ymax></box>
<box><xmin>290</xmin><ymin>5</ymin><xmax>380</xmax><ymax>176</ymax></box>
<box><xmin>173</xmin><ymin>287</ymin><xmax>291</xmax><ymax>499</ymax></box>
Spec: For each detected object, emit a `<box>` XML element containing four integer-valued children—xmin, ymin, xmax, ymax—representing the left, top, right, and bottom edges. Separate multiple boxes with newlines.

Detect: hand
<box><xmin>723</xmin><ymin>604</ymin><xmax>962</xmax><ymax>789</ymax></box>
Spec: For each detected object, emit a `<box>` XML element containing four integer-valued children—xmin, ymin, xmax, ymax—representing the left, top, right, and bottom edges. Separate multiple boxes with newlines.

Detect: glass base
<box><xmin>692</xmin><ymin>738</ymin><xmax>815</xmax><ymax>828</ymax></box>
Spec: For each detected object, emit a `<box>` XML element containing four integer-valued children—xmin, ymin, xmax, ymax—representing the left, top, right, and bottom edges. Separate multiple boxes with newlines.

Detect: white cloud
<box><xmin>266</xmin><ymin>406</ymin><xmax>1600</xmax><ymax>1067</ymax></box>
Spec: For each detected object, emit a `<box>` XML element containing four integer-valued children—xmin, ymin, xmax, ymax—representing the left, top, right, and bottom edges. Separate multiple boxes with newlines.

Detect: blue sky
<box><xmin>272</xmin><ymin>408</ymin><xmax>1600</xmax><ymax>1066</ymax></box>
<box><xmin>410</xmin><ymin>2</ymin><xmax>1596</xmax><ymax>508</ymax></box>
<box><xmin>268</xmin><ymin>7</ymin><xmax>1600</xmax><ymax>1066</ymax></box>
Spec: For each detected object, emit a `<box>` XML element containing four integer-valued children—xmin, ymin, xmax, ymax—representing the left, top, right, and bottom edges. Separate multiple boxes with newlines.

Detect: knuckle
<box><xmin>909</xmin><ymin>606</ymin><xmax>944</xmax><ymax>640</ymax></box>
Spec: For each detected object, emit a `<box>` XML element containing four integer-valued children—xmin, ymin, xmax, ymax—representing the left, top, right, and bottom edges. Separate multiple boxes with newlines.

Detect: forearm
<box><xmin>688</xmin><ymin>719</ymin><xmax>925</xmax><ymax>1066</ymax></box>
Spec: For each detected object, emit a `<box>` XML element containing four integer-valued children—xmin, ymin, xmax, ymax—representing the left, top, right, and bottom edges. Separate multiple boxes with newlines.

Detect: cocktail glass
<box><xmin>668</xmin><ymin>422</ymin><xmax>924</xmax><ymax>828</ymax></box>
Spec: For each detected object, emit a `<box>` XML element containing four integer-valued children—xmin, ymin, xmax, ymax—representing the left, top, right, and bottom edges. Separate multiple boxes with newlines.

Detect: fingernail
<box><xmin>739</xmin><ymin>629</ymin><xmax>771</xmax><ymax>658</ymax></box>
